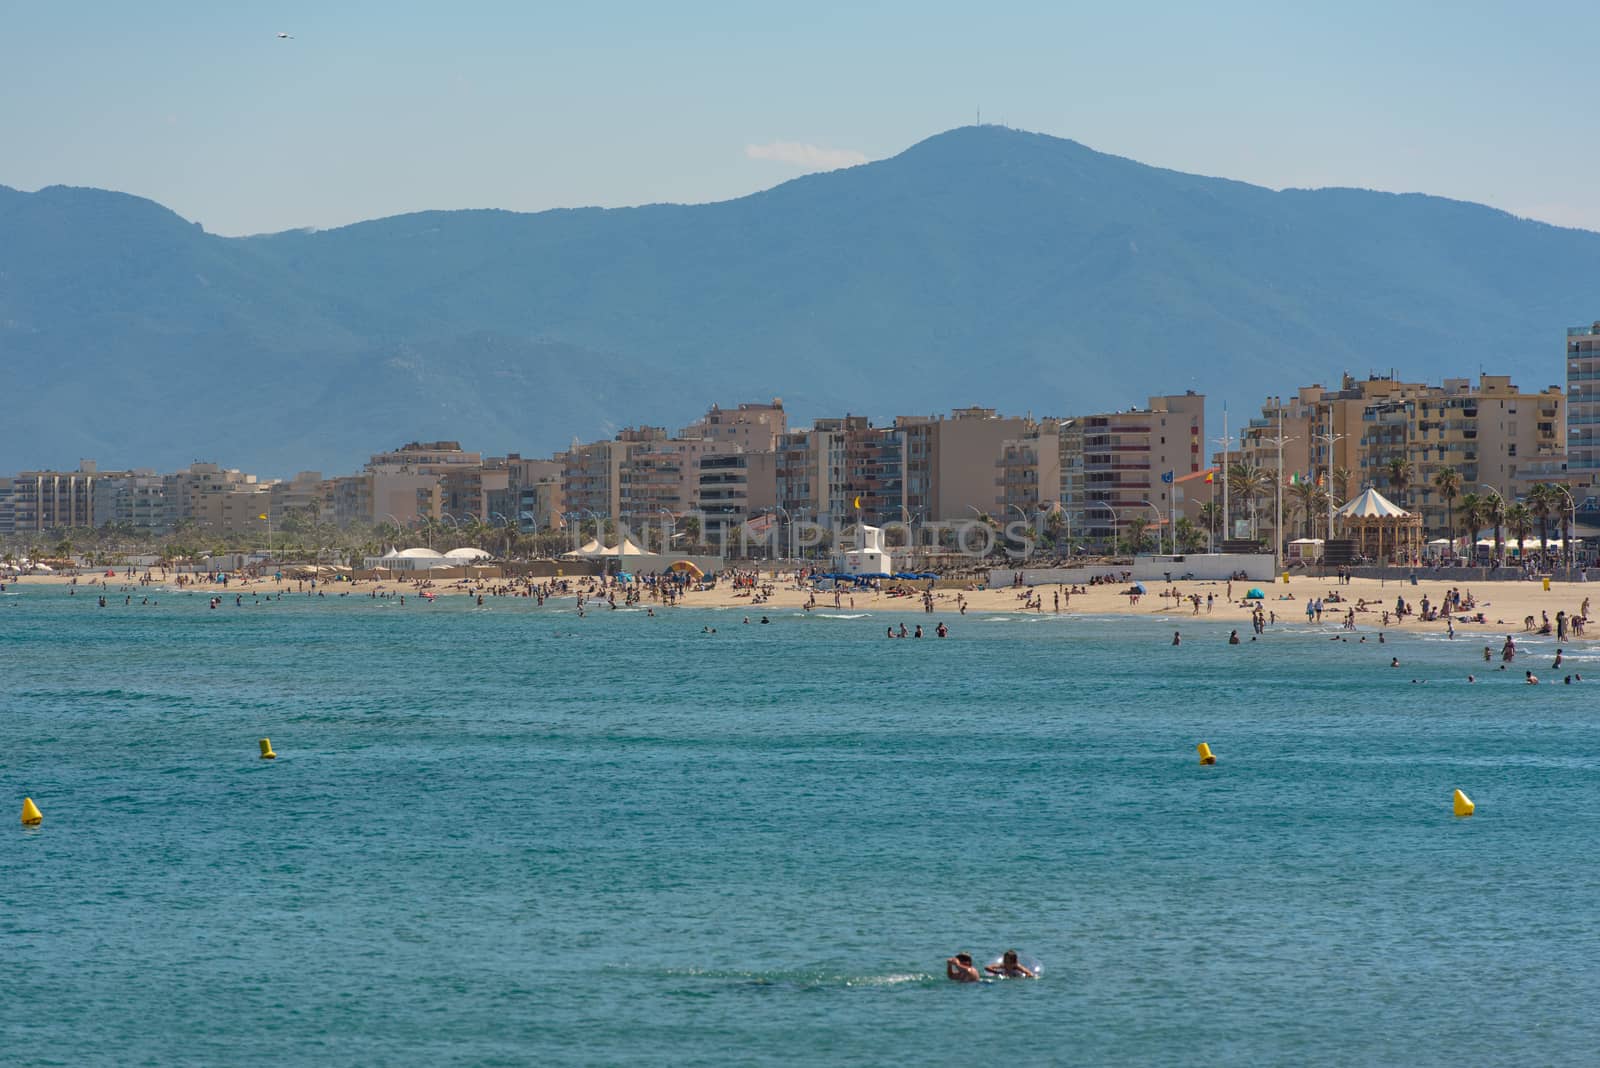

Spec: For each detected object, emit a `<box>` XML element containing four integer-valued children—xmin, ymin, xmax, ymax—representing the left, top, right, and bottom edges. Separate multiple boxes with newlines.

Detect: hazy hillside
<box><xmin>2</xmin><ymin>125</ymin><xmax>1596</xmax><ymax>474</ymax></box>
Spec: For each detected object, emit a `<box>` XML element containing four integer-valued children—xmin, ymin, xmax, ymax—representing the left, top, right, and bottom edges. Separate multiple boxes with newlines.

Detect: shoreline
<box><xmin>7</xmin><ymin>569</ymin><xmax>1594</xmax><ymax>642</ymax></box>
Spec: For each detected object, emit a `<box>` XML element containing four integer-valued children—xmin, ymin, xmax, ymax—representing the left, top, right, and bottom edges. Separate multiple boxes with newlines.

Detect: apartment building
<box><xmin>618</xmin><ymin>437</ymin><xmax>743</xmax><ymax>523</ymax></box>
<box><xmin>269</xmin><ymin>472</ymin><xmax>327</xmax><ymax>523</ymax></box>
<box><xmin>1567</xmin><ymin>321</ymin><xmax>1600</xmax><ymax>488</ymax></box>
<box><xmin>562</xmin><ymin>427</ymin><xmax>669</xmax><ymax>521</ymax></box>
<box><xmin>1235</xmin><ymin>373</ymin><xmax>1566</xmax><ymax>541</ymax></box>
<box><xmin>1079</xmin><ymin>393</ymin><xmax>1205</xmax><ymax>544</ymax></box>
<box><xmin>496</xmin><ymin>456</ymin><xmax>563</xmax><ymax>531</ymax></box>
<box><xmin>162</xmin><ymin>463</ymin><xmax>271</xmax><ymax>532</ymax></box>
<box><xmin>681</xmin><ymin>400</ymin><xmax>787</xmax><ymax>452</ymax></box>
<box><xmin>1358</xmin><ymin>376</ymin><xmax>1562</xmax><ymax>534</ymax></box>
<box><xmin>8</xmin><ymin>461</ymin><xmax>129</xmax><ymax>532</ymax></box>
<box><xmin>895</xmin><ymin>407</ymin><xmax>1040</xmax><ymax>521</ymax></box>
<box><xmin>112</xmin><ymin>471</ymin><xmax>172</xmax><ymax>535</ymax></box>
<box><xmin>698</xmin><ymin>452</ymin><xmax>778</xmax><ymax>552</ymax></box>
<box><xmin>995</xmin><ymin>421</ymin><xmax>1062</xmax><ymax>517</ymax></box>
<box><xmin>776</xmin><ymin>416</ymin><xmax>862</xmax><ymax>530</ymax></box>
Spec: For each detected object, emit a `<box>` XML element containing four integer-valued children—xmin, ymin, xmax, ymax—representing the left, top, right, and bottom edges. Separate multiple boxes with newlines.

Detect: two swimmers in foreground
<box><xmin>947</xmin><ymin>949</ymin><xmax>1037</xmax><ymax>981</ymax></box>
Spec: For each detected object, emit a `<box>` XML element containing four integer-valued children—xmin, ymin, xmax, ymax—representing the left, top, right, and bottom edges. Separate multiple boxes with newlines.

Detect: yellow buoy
<box><xmin>1453</xmin><ymin>789</ymin><xmax>1474</xmax><ymax>817</ymax></box>
<box><xmin>259</xmin><ymin>738</ymin><xmax>277</xmax><ymax>760</ymax></box>
<box><xmin>1196</xmin><ymin>742</ymin><xmax>1217</xmax><ymax>765</ymax></box>
<box><xmin>20</xmin><ymin>797</ymin><xmax>42</xmax><ymax>825</ymax></box>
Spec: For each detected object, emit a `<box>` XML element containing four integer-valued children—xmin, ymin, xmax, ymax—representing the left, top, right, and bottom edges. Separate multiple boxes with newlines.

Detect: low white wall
<box><xmin>992</xmin><ymin>553</ymin><xmax>1278</xmax><ymax>586</ymax></box>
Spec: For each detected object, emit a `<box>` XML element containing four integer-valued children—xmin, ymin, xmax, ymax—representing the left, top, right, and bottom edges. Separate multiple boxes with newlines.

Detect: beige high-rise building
<box><xmin>896</xmin><ymin>407</ymin><xmax>1040</xmax><ymax>521</ymax></box>
<box><xmin>995</xmin><ymin>421</ymin><xmax>1062</xmax><ymax>518</ymax></box>
<box><xmin>9</xmin><ymin>460</ymin><xmax>130</xmax><ymax>532</ymax></box>
<box><xmin>1080</xmin><ymin>393</ymin><xmax>1205</xmax><ymax>545</ymax></box>
<box><xmin>562</xmin><ymin>427</ymin><xmax>668</xmax><ymax>522</ymax></box>
<box><xmin>681</xmin><ymin>400</ymin><xmax>787</xmax><ymax>453</ymax></box>
<box><xmin>163</xmin><ymin>462</ymin><xmax>270</xmax><ymax>532</ymax></box>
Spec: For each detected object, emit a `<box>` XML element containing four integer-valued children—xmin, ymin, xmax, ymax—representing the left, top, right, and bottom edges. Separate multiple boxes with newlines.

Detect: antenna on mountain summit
<box><xmin>976</xmin><ymin>107</ymin><xmax>981</xmax><ymax>126</ymax></box>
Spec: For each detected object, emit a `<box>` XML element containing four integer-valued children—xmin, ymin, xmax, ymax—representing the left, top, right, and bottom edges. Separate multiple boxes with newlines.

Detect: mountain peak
<box><xmin>3</xmin><ymin>129</ymin><xmax>1598</xmax><ymax>472</ymax></box>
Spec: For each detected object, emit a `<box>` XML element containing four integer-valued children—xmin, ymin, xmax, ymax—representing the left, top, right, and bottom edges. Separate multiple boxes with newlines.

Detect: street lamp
<box><xmin>768</xmin><ymin>505</ymin><xmax>793</xmax><ymax>562</ymax></box>
<box><xmin>1553</xmin><ymin>485</ymin><xmax>1578</xmax><ymax>571</ymax></box>
<box><xmin>1211</xmin><ymin>406</ymin><xmax>1232</xmax><ymax>545</ymax></box>
<box><xmin>1138</xmin><ymin>500</ymin><xmax>1164</xmax><ymax>556</ymax></box>
<box><xmin>1314</xmin><ymin>410</ymin><xmax>1348</xmax><ymax>544</ymax></box>
<box><xmin>1084</xmin><ymin>500</ymin><xmax>1119</xmax><ymax>554</ymax></box>
<box><xmin>657</xmin><ymin>508</ymin><xmax>676</xmax><ymax>558</ymax></box>
<box><xmin>1261</xmin><ymin>408</ymin><xmax>1299</xmax><ymax>574</ymax></box>
<box><xmin>1479</xmin><ymin>484</ymin><xmax>1507</xmax><ymax>567</ymax></box>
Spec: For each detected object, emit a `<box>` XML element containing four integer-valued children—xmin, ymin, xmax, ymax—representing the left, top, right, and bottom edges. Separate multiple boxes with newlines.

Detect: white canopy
<box><xmin>443</xmin><ymin>547</ymin><xmax>492</xmax><ymax>560</ymax></box>
<box><xmin>561</xmin><ymin>537</ymin><xmax>648</xmax><ymax>558</ymax></box>
<box><xmin>1335</xmin><ymin>488</ymin><xmax>1412</xmax><ymax>519</ymax></box>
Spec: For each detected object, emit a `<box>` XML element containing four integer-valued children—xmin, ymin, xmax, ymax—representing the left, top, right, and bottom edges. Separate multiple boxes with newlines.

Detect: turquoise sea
<box><xmin>4</xmin><ymin>585</ymin><xmax>1599</xmax><ymax>1065</ymax></box>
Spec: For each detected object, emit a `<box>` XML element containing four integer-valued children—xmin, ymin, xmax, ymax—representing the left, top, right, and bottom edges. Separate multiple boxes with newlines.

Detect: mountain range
<box><xmin>3</xmin><ymin>124</ymin><xmax>1597</xmax><ymax>475</ymax></box>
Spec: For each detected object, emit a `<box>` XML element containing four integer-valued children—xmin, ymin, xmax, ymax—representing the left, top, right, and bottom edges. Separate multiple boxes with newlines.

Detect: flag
<box><xmin>1288</xmin><ymin>473</ymin><xmax>1300</xmax><ymax>486</ymax></box>
<box><xmin>1161</xmin><ymin>471</ymin><xmax>1175</xmax><ymax>484</ymax></box>
<box><xmin>853</xmin><ymin>495</ymin><xmax>861</xmax><ymax>510</ymax></box>
<box><xmin>258</xmin><ymin>513</ymin><xmax>268</xmax><ymax>520</ymax></box>
<box><xmin>1204</xmin><ymin>470</ymin><xmax>1214</xmax><ymax>484</ymax></box>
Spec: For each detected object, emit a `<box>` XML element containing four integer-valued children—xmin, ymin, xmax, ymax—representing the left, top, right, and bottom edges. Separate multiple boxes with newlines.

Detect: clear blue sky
<box><xmin>3</xmin><ymin>0</ymin><xmax>1596</xmax><ymax>235</ymax></box>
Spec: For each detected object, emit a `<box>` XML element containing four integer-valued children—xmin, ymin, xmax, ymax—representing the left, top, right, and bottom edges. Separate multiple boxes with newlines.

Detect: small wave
<box><xmin>844</xmin><ymin>972</ymin><xmax>933</xmax><ymax>987</ymax></box>
<box><xmin>813</xmin><ymin>612</ymin><xmax>869</xmax><ymax>619</ymax></box>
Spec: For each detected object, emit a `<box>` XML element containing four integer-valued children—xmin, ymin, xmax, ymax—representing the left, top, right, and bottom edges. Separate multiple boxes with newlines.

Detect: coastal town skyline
<box><xmin>6</xmin><ymin>331</ymin><xmax>1597</xmax><ymax>557</ymax></box>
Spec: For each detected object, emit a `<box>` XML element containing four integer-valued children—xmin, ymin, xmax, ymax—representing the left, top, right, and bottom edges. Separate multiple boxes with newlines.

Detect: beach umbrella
<box><xmin>1131</xmin><ymin>581</ymin><xmax>1147</xmax><ymax>594</ymax></box>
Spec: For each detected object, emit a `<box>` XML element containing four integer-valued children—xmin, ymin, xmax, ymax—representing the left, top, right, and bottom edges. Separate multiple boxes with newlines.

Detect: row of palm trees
<box><xmin>1208</xmin><ymin>456</ymin><xmax>1574</xmax><ymax>561</ymax></box>
<box><xmin>1389</xmin><ymin>461</ymin><xmax>1570</xmax><ymax>559</ymax></box>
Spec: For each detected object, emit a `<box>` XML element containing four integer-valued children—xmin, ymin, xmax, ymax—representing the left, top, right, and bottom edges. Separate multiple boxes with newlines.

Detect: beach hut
<box><xmin>1335</xmin><ymin>488</ymin><xmax>1423</xmax><ymax>562</ymax></box>
<box><xmin>1287</xmin><ymin>538</ymin><xmax>1324</xmax><ymax>563</ymax></box>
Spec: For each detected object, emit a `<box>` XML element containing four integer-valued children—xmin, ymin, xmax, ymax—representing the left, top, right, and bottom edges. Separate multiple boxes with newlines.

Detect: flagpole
<box><xmin>1209</xmin><ymin>471</ymin><xmax>1215</xmax><ymax>553</ymax></box>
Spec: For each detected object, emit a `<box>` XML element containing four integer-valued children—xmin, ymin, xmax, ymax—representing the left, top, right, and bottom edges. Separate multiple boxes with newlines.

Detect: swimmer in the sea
<box><xmin>946</xmin><ymin>952</ymin><xmax>981</xmax><ymax>982</ymax></box>
<box><xmin>984</xmin><ymin>949</ymin><xmax>1037</xmax><ymax>979</ymax></box>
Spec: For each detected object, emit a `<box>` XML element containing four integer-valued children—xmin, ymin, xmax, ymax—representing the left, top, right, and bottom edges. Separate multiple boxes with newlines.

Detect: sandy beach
<box><xmin>10</xmin><ymin>567</ymin><xmax>1595</xmax><ymax>643</ymax></box>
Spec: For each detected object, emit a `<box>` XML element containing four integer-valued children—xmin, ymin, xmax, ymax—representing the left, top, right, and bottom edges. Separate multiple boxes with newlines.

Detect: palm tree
<box><xmin>1197</xmin><ymin>501</ymin><xmax>1222</xmax><ymax>543</ymax></box>
<box><xmin>1384</xmin><ymin>455</ymin><xmax>1414</xmax><ymax>508</ymax></box>
<box><xmin>1457</xmin><ymin>493</ymin><xmax>1484</xmax><ymax>561</ymax></box>
<box><xmin>1332</xmin><ymin>466</ymin><xmax>1354</xmax><ymax>503</ymax></box>
<box><xmin>1227</xmin><ymin>462</ymin><xmax>1271</xmax><ymax>538</ymax></box>
<box><xmin>1525</xmin><ymin>483</ymin><xmax>1558</xmax><ymax>559</ymax></box>
<box><xmin>1174</xmin><ymin>517</ymin><xmax>1206</xmax><ymax>553</ymax></box>
<box><xmin>1123</xmin><ymin>516</ymin><xmax>1152</xmax><ymax>555</ymax></box>
<box><xmin>1288</xmin><ymin>481</ymin><xmax>1328</xmax><ymax>539</ymax></box>
<box><xmin>1481</xmin><ymin>494</ymin><xmax>1505</xmax><ymax>565</ymax></box>
<box><xmin>1432</xmin><ymin>466</ymin><xmax>1461</xmax><ymax>543</ymax></box>
<box><xmin>1505</xmin><ymin>503</ymin><xmax>1534</xmax><ymax>561</ymax></box>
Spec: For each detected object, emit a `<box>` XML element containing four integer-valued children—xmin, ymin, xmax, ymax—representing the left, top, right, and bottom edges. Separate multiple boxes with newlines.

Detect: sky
<box><xmin>3</xmin><ymin>0</ymin><xmax>1598</xmax><ymax>236</ymax></box>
